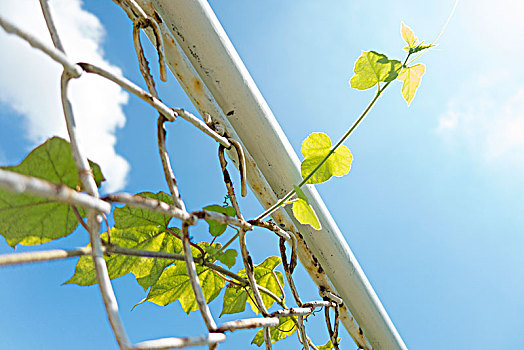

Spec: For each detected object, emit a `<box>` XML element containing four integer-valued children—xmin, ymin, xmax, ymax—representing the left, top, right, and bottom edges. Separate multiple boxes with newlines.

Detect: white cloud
<box><xmin>438</xmin><ymin>88</ymin><xmax>524</xmax><ymax>168</ymax></box>
<box><xmin>0</xmin><ymin>0</ymin><xmax>129</xmax><ymax>192</ymax></box>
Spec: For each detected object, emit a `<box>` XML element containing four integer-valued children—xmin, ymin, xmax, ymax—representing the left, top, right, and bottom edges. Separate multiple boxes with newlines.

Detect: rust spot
<box><xmin>193</xmin><ymin>78</ymin><xmax>203</xmax><ymax>95</ymax></box>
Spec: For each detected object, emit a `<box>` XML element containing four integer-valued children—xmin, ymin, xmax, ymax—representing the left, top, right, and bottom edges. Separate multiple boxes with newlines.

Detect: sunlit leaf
<box><xmin>244</xmin><ymin>256</ymin><xmax>285</xmax><ymax>314</ymax></box>
<box><xmin>64</xmin><ymin>226</ymin><xmax>182</xmax><ymax>289</ymax></box>
<box><xmin>203</xmin><ymin>204</ymin><xmax>236</xmax><ymax>236</ymax></box>
<box><xmin>0</xmin><ymin>137</ymin><xmax>104</xmax><ymax>247</ymax></box>
<box><xmin>113</xmin><ymin>192</ymin><xmax>174</xmax><ymax>229</ymax></box>
<box><xmin>144</xmin><ymin>262</ymin><xmax>225</xmax><ymax>312</ymax></box>
<box><xmin>318</xmin><ymin>339</ymin><xmax>341</xmax><ymax>350</ymax></box>
<box><xmin>349</xmin><ymin>51</ymin><xmax>402</xmax><ymax>90</ymax></box>
<box><xmin>300</xmin><ymin>133</ymin><xmax>352</xmax><ymax>184</ymax></box>
<box><xmin>222</xmin><ymin>256</ymin><xmax>284</xmax><ymax>315</ymax></box>
<box><xmin>252</xmin><ymin>317</ymin><xmax>297</xmax><ymax>346</ymax></box>
<box><xmin>221</xmin><ymin>284</ymin><xmax>249</xmax><ymax>316</ymax></box>
<box><xmin>292</xmin><ymin>198</ymin><xmax>321</xmax><ymax>230</ymax></box>
<box><xmin>401</xmin><ymin>22</ymin><xmax>418</xmax><ymax>50</ymax></box>
<box><xmin>397</xmin><ymin>64</ymin><xmax>426</xmax><ymax>105</ymax></box>
<box><xmin>410</xmin><ymin>43</ymin><xmax>435</xmax><ymax>54</ymax></box>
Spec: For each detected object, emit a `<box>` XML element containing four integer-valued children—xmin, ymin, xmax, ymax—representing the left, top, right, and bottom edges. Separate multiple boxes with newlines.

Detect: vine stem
<box><xmin>254</xmin><ymin>52</ymin><xmax>411</xmax><ymax>222</ymax></box>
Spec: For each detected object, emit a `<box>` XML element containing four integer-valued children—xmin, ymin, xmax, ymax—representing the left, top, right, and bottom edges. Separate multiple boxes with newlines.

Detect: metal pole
<box><xmin>150</xmin><ymin>1</ymin><xmax>407</xmax><ymax>348</ymax></box>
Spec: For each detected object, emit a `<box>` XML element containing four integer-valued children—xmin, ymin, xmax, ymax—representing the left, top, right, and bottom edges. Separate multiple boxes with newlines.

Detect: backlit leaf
<box><xmin>349</xmin><ymin>51</ymin><xmax>402</xmax><ymax>90</ymax></box>
<box><xmin>221</xmin><ymin>284</ymin><xmax>249</xmax><ymax>316</ymax></box>
<box><xmin>244</xmin><ymin>256</ymin><xmax>285</xmax><ymax>314</ymax></box>
<box><xmin>144</xmin><ymin>262</ymin><xmax>225</xmax><ymax>312</ymax></box>
<box><xmin>252</xmin><ymin>317</ymin><xmax>297</xmax><ymax>346</ymax></box>
<box><xmin>223</xmin><ymin>256</ymin><xmax>284</xmax><ymax>315</ymax></box>
<box><xmin>292</xmin><ymin>198</ymin><xmax>321</xmax><ymax>230</ymax></box>
<box><xmin>401</xmin><ymin>22</ymin><xmax>418</xmax><ymax>50</ymax></box>
<box><xmin>0</xmin><ymin>137</ymin><xmax>104</xmax><ymax>247</ymax></box>
<box><xmin>397</xmin><ymin>64</ymin><xmax>426</xmax><ymax>105</ymax></box>
<box><xmin>318</xmin><ymin>339</ymin><xmax>341</xmax><ymax>350</ymax></box>
<box><xmin>64</xmin><ymin>226</ymin><xmax>182</xmax><ymax>288</ymax></box>
<box><xmin>113</xmin><ymin>192</ymin><xmax>174</xmax><ymax>229</ymax></box>
<box><xmin>300</xmin><ymin>133</ymin><xmax>352</xmax><ymax>184</ymax></box>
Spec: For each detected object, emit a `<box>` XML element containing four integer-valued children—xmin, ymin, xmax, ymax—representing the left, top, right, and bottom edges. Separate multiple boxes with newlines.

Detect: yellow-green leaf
<box><xmin>225</xmin><ymin>256</ymin><xmax>285</xmax><ymax>315</ymax></box>
<box><xmin>397</xmin><ymin>64</ymin><xmax>426</xmax><ymax>105</ymax></box>
<box><xmin>0</xmin><ymin>137</ymin><xmax>104</xmax><ymax>247</ymax></box>
<box><xmin>252</xmin><ymin>317</ymin><xmax>297</xmax><ymax>346</ymax></box>
<box><xmin>221</xmin><ymin>284</ymin><xmax>249</xmax><ymax>316</ymax></box>
<box><xmin>300</xmin><ymin>133</ymin><xmax>352</xmax><ymax>184</ymax></box>
<box><xmin>144</xmin><ymin>263</ymin><xmax>225</xmax><ymax>312</ymax></box>
<box><xmin>349</xmin><ymin>51</ymin><xmax>402</xmax><ymax>90</ymax></box>
<box><xmin>401</xmin><ymin>22</ymin><xmax>418</xmax><ymax>50</ymax></box>
<box><xmin>318</xmin><ymin>339</ymin><xmax>341</xmax><ymax>350</ymax></box>
<box><xmin>64</xmin><ymin>226</ymin><xmax>181</xmax><ymax>288</ymax></box>
<box><xmin>292</xmin><ymin>198</ymin><xmax>321</xmax><ymax>230</ymax></box>
<box><xmin>113</xmin><ymin>192</ymin><xmax>173</xmax><ymax>229</ymax></box>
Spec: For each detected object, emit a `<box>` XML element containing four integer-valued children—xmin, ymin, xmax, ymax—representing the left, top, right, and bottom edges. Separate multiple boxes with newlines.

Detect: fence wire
<box><xmin>0</xmin><ymin>1</ymin><xmax>367</xmax><ymax>349</ymax></box>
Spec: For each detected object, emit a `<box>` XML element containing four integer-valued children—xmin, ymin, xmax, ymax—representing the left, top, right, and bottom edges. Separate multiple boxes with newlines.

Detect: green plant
<box><xmin>0</xmin><ymin>8</ymin><xmax>435</xmax><ymax>349</ymax></box>
<box><xmin>257</xmin><ymin>22</ymin><xmax>434</xmax><ymax>229</ymax></box>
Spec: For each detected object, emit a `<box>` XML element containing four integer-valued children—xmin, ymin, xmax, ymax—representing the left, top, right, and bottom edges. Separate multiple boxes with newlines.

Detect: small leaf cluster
<box><xmin>291</xmin><ymin>22</ymin><xmax>431</xmax><ymax>229</ymax></box>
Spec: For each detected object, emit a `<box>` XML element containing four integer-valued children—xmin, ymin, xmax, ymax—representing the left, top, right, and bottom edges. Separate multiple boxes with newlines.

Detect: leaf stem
<box><xmin>255</xmin><ymin>53</ymin><xmax>411</xmax><ymax>222</ymax></box>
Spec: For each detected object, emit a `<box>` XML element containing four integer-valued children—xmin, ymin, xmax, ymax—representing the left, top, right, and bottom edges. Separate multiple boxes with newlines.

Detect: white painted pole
<box><xmin>150</xmin><ymin>1</ymin><xmax>407</xmax><ymax>348</ymax></box>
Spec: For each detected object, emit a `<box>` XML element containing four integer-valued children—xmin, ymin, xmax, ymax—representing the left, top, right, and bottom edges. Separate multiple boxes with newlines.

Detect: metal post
<box><xmin>150</xmin><ymin>1</ymin><xmax>407</xmax><ymax>348</ymax></box>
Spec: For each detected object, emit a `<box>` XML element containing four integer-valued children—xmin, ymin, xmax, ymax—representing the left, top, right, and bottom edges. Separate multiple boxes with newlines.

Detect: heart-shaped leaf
<box><xmin>203</xmin><ymin>205</ymin><xmax>236</xmax><ymax>236</ymax></box>
<box><xmin>349</xmin><ymin>51</ymin><xmax>402</xmax><ymax>90</ymax></box>
<box><xmin>300</xmin><ymin>133</ymin><xmax>352</xmax><ymax>184</ymax></box>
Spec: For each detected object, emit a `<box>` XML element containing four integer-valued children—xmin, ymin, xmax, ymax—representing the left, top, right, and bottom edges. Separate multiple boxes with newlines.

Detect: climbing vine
<box><xmin>0</xmin><ymin>2</ymin><xmax>437</xmax><ymax>349</ymax></box>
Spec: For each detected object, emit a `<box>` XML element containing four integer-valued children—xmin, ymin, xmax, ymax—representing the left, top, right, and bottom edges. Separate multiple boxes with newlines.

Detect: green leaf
<box><xmin>113</xmin><ymin>192</ymin><xmax>173</xmax><ymax>229</ymax></box>
<box><xmin>318</xmin><ymin>339</ymin><xmax>341</xmax><ymax>350</ymax></box>
<box><xmin>203</xmin><ymin>205</ymin><xmax>236</xmax><ymax>236</ymax></box>
<box><xmin>410</xmin><ymin>43</ymin><xmax>435</xmax><ymax>54</ymax></box>
<box><xmin>401</xmin><ymin>22</ymin><xmax>418</xmax><ymax>50</ymax></box>
<box><xmin>221</xmin><ymin>284</ymin><xmax>249</xmax><ymax>316</ymax></box>
<box><xmin>300</xmin><ymin>133</ymin><xmax>352</xmax><ymax>185</ymax></box>
<box><xmin>89</xmin><ymin>160</ymin><xmax>105</xmax><ymax>189</ymax></box>
<box><xmin>293</xmin><ymin>185</ymin><xmax>308</xmax><ymax>203</ymax></box>
<box><xmin>292</xmin><ymin>198</ymin><xmax>321</xmax><ymax>230</ymax></box>
<box><xmin>0</xmin><ymin>137</ymin><xmax>104</xmax><ymax>247</ymax></box>
<box><xmin>64</xmin><ymin>226</ymin><xmax>182</xmax><ymax>289</ymax></box>
<box><xmin>397</xmin><ymin>64</ymin><xmax>426</xmax><ymax>105</ymax></box>
<box><xmin>144</xmin><ymin>263</ymin><xmax>225</xmax><ymax>312</ymax></box>
<box><xmin>244</xmin><ymin>256</ymin><xmax>285</xmax><ymax>314</ymax></box>
<box><xmin>223</xmin><ymin>256</ymin><xmax>284</xmax><ymax>315</ymax></box>
<box><xmin>252</xmin><ymin>317</ymin><xmax>297</xmax><ymax>346</ymax></box>
<box><xmin>216</xmin><ymin>249</ymin><xmax>237</xmax><ymax>268</ymax></box>
<box><xmin>349</xmin><ymin>51</ymin><xmax>402</xmax><ymax>90</ymax></box>
<box><xmin>201</xmin><ymin>244</ymin><xmax>237</xmax><ymax>268</ymax></box>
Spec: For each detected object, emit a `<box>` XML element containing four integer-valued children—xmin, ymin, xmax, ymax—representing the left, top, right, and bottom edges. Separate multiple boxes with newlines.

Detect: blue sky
<box><xmin>1</xmin><ymin>0</ymin><xmax>523</xmax><ymax>349</ymax></box>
